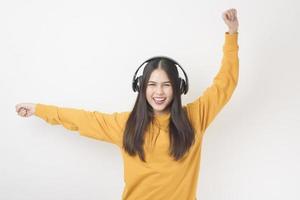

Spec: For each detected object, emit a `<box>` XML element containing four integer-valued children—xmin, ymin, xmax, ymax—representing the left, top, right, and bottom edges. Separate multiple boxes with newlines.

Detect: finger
<box><xmin>20</xmin><ymin>108</ymin><xmax>27</xmax><ymax>115</ymax></box>
<box><xmin>226</xmin><ymin>13</ymin><xmax>231</xmax><ymax>21</ymax></box>
<box><xmin>24</xmin><ymin>109</ymin><xmax>28</xmax><ymax>117</ymax></box>
<box><xmin>229</xmin><ymin>11</ymin><xmax>235</xmax><ymax>21</ymax></box>
<box><xmin>17</xmin><ymin>107</ymin><xmax>24</xmax><ymax>113</ymax></box>
<box><xmin>18</xmin><ymin>107</ymin><xmax>23</xmax><ymax>114</ymax></box>
<box><xmin>233</xmin><ymin>9</ymin><xmax>237</xmax><ymax>15</ymax></box>
<box><xmin>231</xmin><ymin>10</ymin><xmax>236</xmax><ymax>18</ymax></box>
<box><xmin>224</xmin><ymin>11</ymin><xmax>230</xmax><ymax>20</ymax></box>
<box><xmin>20</xmin><ymin>108</ymin><xmax>26</xmax><ymax>115</ymax></box>
<box><xmin>228</xmin><ymin>13</ymin><xmax>232</xmax><ymax>21</ymax></box>
<box><xmin>229</xmin><ymin>11</ymin><xmax>234</xmax><ymax>20</ymax></box>
<box><xmin>231</xmin><ymin>9</ymin><xmax>237</xmax><ymax>18</ymax></box>
<box><xmin>18</xmin><ymin>110</ymin><xmax>23</xmax><ymax>116</ymax></box>
<box><xmin>23</xmin><ymin>110</ymin><xmax>28</xmax><ymax>117</ymax></box>
<box><xmin>16</xmin><ymin>105</ymin><xmax>21</xmax><ymax>112</ymax></box>
<box><xmin>17</xmin><ymin>105</ymin><xmax>25</xmax><ymax>112</ymax></box>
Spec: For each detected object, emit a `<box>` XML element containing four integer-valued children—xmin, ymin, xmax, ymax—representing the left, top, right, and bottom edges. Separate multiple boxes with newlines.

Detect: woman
<box><xmin>16</xmin><ymin>8</ymin><xmax>239</xmax><ymax>200</ymax></box>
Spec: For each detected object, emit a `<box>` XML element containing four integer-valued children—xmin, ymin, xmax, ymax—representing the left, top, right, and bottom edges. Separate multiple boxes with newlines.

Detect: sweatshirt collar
<box><xmin>153</xmin><ymin>112</ymin><xmax>171</xmax><ymax>127</ymax></box>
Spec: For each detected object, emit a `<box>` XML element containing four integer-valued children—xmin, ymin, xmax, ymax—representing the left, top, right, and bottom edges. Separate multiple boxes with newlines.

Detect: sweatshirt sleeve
<box><xmin>34</xmin><ymin>103</ymin><xmax>130</xmax><ymax>147</ymax></box>
<box><xmin>185</xmin><ymin>32</ymin><xmax>239</xmax><ymax>135</ymax></box>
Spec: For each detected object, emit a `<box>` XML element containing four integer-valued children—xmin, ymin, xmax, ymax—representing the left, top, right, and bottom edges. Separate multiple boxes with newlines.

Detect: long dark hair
<box><xmin>122</xmin><ymin>57</ymin><xmax>195</xmax><ymax>162</ymax></box>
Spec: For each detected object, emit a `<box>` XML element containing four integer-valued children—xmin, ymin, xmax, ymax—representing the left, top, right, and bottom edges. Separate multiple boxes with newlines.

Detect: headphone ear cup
<box><xmin>133</xmin><ymin>78</ymin><xmax>138</xmax><ymax>92</ymax></box>
<box><xmin>136</xmin><ymin>76</ymin><xmax>143</xmax><ymax>92</ymax></box>
<box><xmin>179</xmin><ymin>78</ymin><xmax>186</xmax><ymax>94</ymax></box>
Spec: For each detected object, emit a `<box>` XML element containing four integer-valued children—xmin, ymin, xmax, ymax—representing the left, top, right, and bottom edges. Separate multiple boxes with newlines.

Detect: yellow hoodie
<box><xmin>34</xmin><ymin>32</ymin><xmax>239</xmax><ymax>200</ymax></box>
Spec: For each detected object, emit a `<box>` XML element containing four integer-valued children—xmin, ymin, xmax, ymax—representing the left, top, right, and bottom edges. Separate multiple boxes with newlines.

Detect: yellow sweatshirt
<box><xmin>34</xmin><ymin>32</ymin><xmax>239</xmax><ymax>200</ymax></box>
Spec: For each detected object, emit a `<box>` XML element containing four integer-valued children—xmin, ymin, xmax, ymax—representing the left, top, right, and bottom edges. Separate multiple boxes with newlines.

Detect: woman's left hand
<box><xmin>222</xmin><ymin>8</ymin><xmax>239</xmax><ymax>34</ymax></box>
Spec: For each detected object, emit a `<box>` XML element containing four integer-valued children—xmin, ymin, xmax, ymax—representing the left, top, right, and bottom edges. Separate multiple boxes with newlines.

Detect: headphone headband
<box><xmin>132</xmin><ymin>56</ymin><xmax>189</xmax><ymax>95</ymax></box>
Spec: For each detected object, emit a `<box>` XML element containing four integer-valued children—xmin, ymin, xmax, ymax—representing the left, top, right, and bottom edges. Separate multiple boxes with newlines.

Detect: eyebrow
<box><xmin>148</xmin><ymin>81</ymin><xmax>171</xmax><ymax>83</ymax></box>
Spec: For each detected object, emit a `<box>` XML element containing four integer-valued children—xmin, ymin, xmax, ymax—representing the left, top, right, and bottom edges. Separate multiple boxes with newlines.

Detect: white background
<box><xmin>1</xmin><ymin>0</ymin><xmax>299</xmax><ymax>199</ymax></box>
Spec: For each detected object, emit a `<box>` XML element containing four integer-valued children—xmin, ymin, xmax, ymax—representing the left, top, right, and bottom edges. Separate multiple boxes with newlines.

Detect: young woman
<box><xmin>16</xmin><ymin>8</ymin><xmax>239</xmax><ymax>200</ymax></box>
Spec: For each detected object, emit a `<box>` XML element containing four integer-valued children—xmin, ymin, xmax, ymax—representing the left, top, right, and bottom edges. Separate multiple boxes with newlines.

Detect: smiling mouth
<box><xmin>153</xmin><ymin>97</ymin><xmax>166</xmax><ymax>104</ymax></box>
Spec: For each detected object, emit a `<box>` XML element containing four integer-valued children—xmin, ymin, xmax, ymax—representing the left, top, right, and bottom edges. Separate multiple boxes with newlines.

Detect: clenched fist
<box><xmin>222</xmin><ymin>8</ymin><xmax>239</xmax><ymax>34</ymax></box>
<box><xmin>15</xmin><ymin>103</ymin><xmax>36</xmax><ymax>118</ymax></box>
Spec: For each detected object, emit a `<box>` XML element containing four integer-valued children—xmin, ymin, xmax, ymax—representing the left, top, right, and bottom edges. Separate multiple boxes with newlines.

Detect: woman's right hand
<box><xmin>15</xmin><ymin>103</ymin><xmax>36</xmax><ymax>118</ymax></box>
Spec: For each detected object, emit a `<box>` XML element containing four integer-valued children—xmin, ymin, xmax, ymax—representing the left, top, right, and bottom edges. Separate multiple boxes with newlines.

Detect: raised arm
<box><xmin>34</xmin><ymin>103</ymin><xmax>130</xmax><ymax>147</ymax></box>
<box><xmin>185</xmin><ymin>9</ymin><xmax>239</xmax><ymax>134</ymax></box>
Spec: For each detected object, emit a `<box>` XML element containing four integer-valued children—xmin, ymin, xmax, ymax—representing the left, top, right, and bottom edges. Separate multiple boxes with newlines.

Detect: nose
<box><xmin>155</xmin><ymin>85</ymin><xmax>164</xmax><ymax>94</ymax></box>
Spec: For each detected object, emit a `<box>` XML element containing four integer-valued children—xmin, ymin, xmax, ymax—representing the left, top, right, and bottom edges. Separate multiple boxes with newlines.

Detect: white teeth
<box><xmin>154</xmin><ymin>98</ymin><xmax>166</xmax><ymax>101</ymax></box>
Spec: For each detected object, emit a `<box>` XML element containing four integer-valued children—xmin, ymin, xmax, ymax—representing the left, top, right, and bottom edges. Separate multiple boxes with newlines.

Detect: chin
<box><xmin>152</xmin><ymin>104</ymin><xmax>171</xmax><ymax>114</ymax></box>
<box><xmin>147</xmin><ymin>98</ymin><xmax>172</xmax><ymax>113</ymax></box>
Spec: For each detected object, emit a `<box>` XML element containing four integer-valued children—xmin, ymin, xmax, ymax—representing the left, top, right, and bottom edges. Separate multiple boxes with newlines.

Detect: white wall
<box><xmin>1</xmin><ymin>0</ymin><xmax>299</xmax><ymax>199</ymax></box>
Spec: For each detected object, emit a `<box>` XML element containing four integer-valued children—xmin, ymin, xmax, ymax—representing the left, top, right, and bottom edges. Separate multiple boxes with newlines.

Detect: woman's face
<box><xmin>146</xmin><ymin>68</ymin><xmax>174</xmax><ymax>115</ymax></box>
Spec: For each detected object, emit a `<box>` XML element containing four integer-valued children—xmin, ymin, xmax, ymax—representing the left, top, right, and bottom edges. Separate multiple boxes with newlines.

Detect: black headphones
<box><xmin>132</xmin><ymin>56</ymin><xmax>189</xmax><ymax>95</ymax></box>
